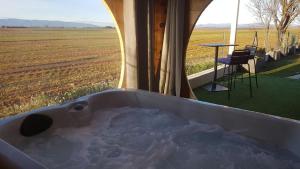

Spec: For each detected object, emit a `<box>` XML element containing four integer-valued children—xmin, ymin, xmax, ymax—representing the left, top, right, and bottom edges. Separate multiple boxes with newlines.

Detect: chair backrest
<box><xmin>230</xmin><ymin>49</ymin><xmax>250</xmax><ymax>65</ymax></box>
<box><xmin>244</xmin><ymin>45</ymin><xmax>257</xmax><ymax>59</ymax></box>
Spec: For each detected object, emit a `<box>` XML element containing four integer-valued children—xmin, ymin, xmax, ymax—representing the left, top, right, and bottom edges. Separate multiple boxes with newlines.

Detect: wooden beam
<box><xmin>151</xmin><ymin>0</ymin><xmax>168</xmax><ymax>91</ymax></box>
<box><xmin>102</xmin><ymin>0</ymin><xmax>126</xmax><ymax>87</ymax></box>
<box><xmin>180</xmin><ymin>0</ymin><xmax>213</xmax><ymax>97</ymax></box>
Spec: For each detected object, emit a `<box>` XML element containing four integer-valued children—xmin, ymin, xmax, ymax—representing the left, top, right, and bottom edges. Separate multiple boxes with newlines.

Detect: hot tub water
<box><xmin>15</xmin><ymin>107</ymin><xmax>300</xmax><ymax>169</ymax></box>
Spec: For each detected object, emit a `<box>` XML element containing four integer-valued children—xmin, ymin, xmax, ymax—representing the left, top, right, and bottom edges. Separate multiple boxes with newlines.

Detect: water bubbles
<box><xmin>16</xmin><ymin>107</ymin><xmax>300</xmax><ymax>169</ymax></box>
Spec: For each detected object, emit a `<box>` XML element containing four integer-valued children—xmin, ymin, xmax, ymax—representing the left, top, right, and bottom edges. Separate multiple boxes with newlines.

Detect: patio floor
<box><xmin>194</xmin><ymin>54</ymin><xmax>300</xmax><ymax>120</ymax></box>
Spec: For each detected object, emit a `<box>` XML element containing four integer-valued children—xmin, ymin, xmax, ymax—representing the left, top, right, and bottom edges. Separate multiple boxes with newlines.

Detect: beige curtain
<box><xmin>122</xmin><ymin>0</ymin><xmax>192</xmax><ymax>97</ymax></box>
<box><xmin>123</xmin><ymin>0</ymin><xmax>148</xmax><ymax>90</ymax></box>
<box><xmin>159</xmin><ymin>0</ymin><xmax>185</xmax><ymax>96</ymax></box>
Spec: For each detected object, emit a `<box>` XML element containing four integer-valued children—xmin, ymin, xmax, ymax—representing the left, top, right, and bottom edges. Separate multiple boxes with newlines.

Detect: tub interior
<box><xmin>0</xmin><ymin>90</ymin><xmax>300</xmax><ymax>169</ymax></box>
<box><xmin>6</xmin><ymin>107</ymin><xmax>300</xmax><ymax>169</ymax></box>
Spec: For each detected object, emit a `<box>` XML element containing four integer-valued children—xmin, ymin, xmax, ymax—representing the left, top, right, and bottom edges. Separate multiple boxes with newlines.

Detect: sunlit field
<box><xmin>0</xmin><ymin>27</ymin><xmax>299</xmax><ymax>117</ymax></box>
<box><xmin>0</xmin><ymin>28</ymin><xmax>120</xmax><ymax>117</ymax></box>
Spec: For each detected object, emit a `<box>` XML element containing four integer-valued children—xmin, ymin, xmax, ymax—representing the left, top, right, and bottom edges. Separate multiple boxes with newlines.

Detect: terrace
<box><xmin>193</xmin><ymin>54</ymin><xmax>300</xmax><ymax>120</ymax></box>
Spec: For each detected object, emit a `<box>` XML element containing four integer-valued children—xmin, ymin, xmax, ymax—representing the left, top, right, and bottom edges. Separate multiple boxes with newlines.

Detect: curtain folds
<box><xmin>122</xmin><ymin>0</ymin><xmax>192</xmax><ymax>97</ymax></box>
<box><xmin>123</xmin><ymin>0</ymin><xmax>148</xmax><ymax>90</ymax></box>
<box><xmin>159</xmin><ymin>0</ymin><xmax>185</xmax><ymax>96</ymax></box>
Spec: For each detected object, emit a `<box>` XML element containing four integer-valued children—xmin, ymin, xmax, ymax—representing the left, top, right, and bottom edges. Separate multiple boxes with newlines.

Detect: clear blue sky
<box><xmin>0</xmin><ymin>0</ymin><xmax>255</xmax><ymax>24</ymax></box>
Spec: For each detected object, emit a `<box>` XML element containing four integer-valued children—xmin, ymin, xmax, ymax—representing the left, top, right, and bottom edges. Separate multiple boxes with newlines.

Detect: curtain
<box><xmin>159</xmin><ymin>0</ymin><xmax>185</xmax><ymax>96</ymax></box>
<box><xmin>123</xmin><ymin>0</ymin><xmax>148</xmax><ymax>90</ymax></box>
<box><xmin>122</xmin><ymin>0</ymin><xmax>190</xmax><ymax>97</ymax></box>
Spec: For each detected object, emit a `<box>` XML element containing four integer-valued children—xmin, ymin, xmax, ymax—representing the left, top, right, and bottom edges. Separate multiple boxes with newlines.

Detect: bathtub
<box><xmin>0</xmin><ymin>89</ymin><xmax>300</xmax><ymax>169</ymax></box>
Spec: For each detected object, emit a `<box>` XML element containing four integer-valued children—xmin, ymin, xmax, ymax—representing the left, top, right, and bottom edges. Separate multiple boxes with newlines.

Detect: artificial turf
<box><xmin>194</xmin><ymin>54</ymin><xmax>300</xmax><ymax>120</ymax></box>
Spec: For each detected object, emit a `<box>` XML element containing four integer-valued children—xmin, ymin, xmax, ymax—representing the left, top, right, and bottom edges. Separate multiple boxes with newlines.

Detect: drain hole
<box><xmin>74</xmin><ymin>104</ymin><xmax>85</xmax><ymax>111</ymax></box>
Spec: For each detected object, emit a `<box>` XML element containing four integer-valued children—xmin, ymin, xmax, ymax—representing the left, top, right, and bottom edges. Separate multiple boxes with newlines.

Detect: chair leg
<box><xmin>241</xmin><ymin>71</ymin><xmax>244</xmax><ymax>83</ymax></box>
<box><xmin>253</xmin><ymin>58</ymin><xmax>258</xmax><ymax>88</ymax></box>
<box><xmin>233</xmin><ymin>65</ymin><xmax>237</xmax><ymax>89</ymax></box>
<box><xmin>227</xmin><ymin>65</ymin><xmax>231</xmax><ymax>100</ymax></box>
<box><xmin>241</xmin><ymin>64</ymin><xmax>244</xmax><ymax>83</ymax></box>
<box><xmin>223</xmin><ymin>64</ymin><xmax>227</xmax><ymax>77</ymax></box>
<box><xmin>248</xmin><ymin>63</ymin><xmax>253</xmax><ymax>97</ymax></box>
<box><xmin>230</xmin><ymin>65</ymin><xmax>234</xmax><ymax>90</ymax></box>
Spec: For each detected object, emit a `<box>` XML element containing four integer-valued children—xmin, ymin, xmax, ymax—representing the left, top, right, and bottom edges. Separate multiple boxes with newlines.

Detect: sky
<box><xmin>0</xmin><ymin>0</ymin><xmax>256</xmax><ymax>25</ymax></box>
<box><xmin>199</xmin><ymin>0</ymin><xmax>256</xmax><ymax>24</ymax></box>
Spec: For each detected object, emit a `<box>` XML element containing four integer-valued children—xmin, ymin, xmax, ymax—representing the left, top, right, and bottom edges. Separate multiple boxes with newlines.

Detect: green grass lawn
<box><xmin>194</xmin><ymin>54</ymin><xmax>300</xmax><ymax>120</ymax></box>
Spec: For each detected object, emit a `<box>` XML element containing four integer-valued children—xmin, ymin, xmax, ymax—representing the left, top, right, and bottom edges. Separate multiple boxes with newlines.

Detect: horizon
<box><xmin>0</xmin><ymin>17</ymin><xmax>258</xmax><ymax>25</ymax></box>
<box><xmin>1</xmin><ymin>18</ymin><xmax>299</xmax><ymax>28</ymax></box>
<box><xmin>1</xmin><ymin>0</ymin><xmax>298</xmax><ymax>27</ymax></box>
<box><xmin>0</xmin><ymin>0</ymin><xmax>257</xmax><ymax>25</ymax></box>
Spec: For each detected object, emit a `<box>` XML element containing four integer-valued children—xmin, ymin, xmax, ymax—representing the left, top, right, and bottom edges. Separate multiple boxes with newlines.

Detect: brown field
<box><xmin>0</xmin><ymin>27</ymin><xmax>299</xmax><ymax>117</ymax></box>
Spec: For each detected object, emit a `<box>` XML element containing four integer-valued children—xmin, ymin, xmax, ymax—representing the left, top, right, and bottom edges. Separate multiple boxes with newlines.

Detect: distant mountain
<box><xmin>0</xmin><ymin>18</ymin><xmax>107</xmax><ymax>28</ymax></box>
<box><xmin>238</xmin><ymin>23</ymin><xmax>265</xmax><ymax>29</ymax></box>
<box><xmin>196</xmin><ymin>23</ymin><xmax>300</xmax><ymax>29</ymax></box>
<box><xmin>196</xmin><ymin>23</ymin><xmax>264</xmax><ymax>29</ymax></box>
<box><xmin>79</xmin><ymin>21</ymin><xmax>115</xmax><ymax>27</ymax></box>
<box><xmin>196</xmin><ymin>23</ymin><xmax>231</xmax><ymax>28</ymax></box>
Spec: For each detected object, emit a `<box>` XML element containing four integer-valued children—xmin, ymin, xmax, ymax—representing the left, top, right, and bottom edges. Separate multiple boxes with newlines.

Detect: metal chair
<box><xmin>218</xmin><ymin>50</ymin><xmax>252</xmax><ymax>99</ymax></box>
<box><xmin>244</xmin><ymin>45</ymin><xmax>258</xmax><ymax>88</ymax></box>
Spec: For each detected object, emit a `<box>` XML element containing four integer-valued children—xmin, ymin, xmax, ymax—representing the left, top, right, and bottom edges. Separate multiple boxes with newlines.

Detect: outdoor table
<box><xmin>198</xmin><ymin>43</ymin><xmax>238</xmax><ymax>92</ymax></box>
